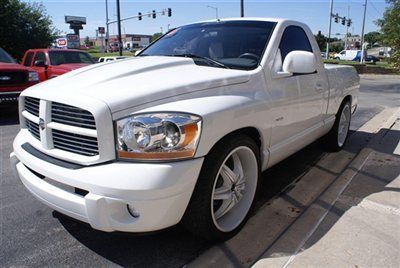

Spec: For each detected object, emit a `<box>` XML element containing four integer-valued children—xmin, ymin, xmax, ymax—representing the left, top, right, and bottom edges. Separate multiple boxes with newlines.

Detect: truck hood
<box><xmin>53</xmin><ymin>63</ymin><xmax>91</xmax><ymax>71</ymax></box>
<box><xmin>0</xmin><ymin>62</ymin><xmax>29</xmax><ymax>71</ymax></box>
<box><xmin>23</xmin><ymin>56</ymin><xmax>250</xmax><ymax>112</ymax></box>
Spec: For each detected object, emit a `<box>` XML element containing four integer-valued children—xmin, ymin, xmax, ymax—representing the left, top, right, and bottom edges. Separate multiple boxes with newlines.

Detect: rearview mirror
<box><xmin>34</xmin><ymin>60</ymin><xmax>47</xmax><ymax>68</ymax></box>
<box><xmin>282</xmin><ymin>51</ymin><xmax>316</xmax><ymax>74</ymax></box>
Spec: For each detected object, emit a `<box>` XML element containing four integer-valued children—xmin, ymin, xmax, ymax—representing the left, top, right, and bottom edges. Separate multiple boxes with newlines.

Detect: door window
<box><xmin>23</xmin><ymin>52</ymin><xmax>34</xmax><ymax>66</ymax></box>
<box><xmin>33</xmin><ymin>52</ymin><xmax>46</xmax><ymax>65</ymax></box>
<box><xmin>279</xmin><ymin>26</ymin><xmax>313</xmax><ymax>61</ymax></box>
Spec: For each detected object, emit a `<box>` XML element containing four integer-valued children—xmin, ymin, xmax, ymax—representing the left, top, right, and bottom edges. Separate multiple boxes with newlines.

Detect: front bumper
<box><xmin>0</xmin><ymin>91</ymin><xmax>22</xmax><ymax>103</ymax></box>
<box><xmin>11</xmin><ymin>131</ymin><xmax>204</xmax><ymax>232</ymax></box>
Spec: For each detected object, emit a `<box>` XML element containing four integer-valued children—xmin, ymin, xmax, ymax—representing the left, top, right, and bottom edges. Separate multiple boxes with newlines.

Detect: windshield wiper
<box><xmin>166</xmin><ymin>53</ymin><xmax>230</xmax><ymax>69</ymax></box>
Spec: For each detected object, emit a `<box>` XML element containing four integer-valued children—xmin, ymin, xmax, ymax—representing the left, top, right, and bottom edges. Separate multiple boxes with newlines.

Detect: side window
<box><xmin>279</xmin><ymin>26</ymin><xmax>313</xmax><ymax>62</ymax></box>
<box><xmin>23</xmin><ymin>52</ymin><xmax>34</xmax><ymax>66</ymax></box>
<box><xmin>33</xmin><ymin>52</ymin><xmax>46</xmax><ymax>65</ymax></box>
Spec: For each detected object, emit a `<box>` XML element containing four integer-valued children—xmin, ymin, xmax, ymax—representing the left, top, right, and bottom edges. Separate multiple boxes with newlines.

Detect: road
<box><xmin>1</xmin><ymin>74</ymin><xmax>399</xmax><ymax>267</ymax></box>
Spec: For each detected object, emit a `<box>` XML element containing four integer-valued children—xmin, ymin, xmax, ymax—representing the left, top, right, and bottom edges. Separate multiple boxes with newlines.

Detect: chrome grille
<box><xmin>52</xmin><ymin>129</ymin><xmax>98</xmax><ymax>156</ymax></box>
<box><xmin>24</xmin><ymin>97</ymin><xmax>40</xmax><ymax>116</ymax></box>
<box><xmin>26</xmin><ymin>119</ymin><xmax>40</xmax><ymax>140</ymax></box>
<box><xmin>51</xmin><ymin>102</ymin><xmax>96</xmax><ymax>129</ymax></box>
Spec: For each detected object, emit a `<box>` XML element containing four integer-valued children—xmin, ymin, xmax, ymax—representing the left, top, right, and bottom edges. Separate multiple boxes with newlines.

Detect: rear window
<box><xmin>48</xmin><ymin>51</ymin><xmax>95</xmax><ymax>65</ymax></box>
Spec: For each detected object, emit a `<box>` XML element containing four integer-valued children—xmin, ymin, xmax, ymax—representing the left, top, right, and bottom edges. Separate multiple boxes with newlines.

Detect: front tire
<box><xmin>325</xmin><ymin>100</ymin><xmax>352</xmax><ymax>151</ymax></box>
<box><xmin>182</xmin><ymin>134</ymin><xmax>260</xmax><ymax>241</ymax></box>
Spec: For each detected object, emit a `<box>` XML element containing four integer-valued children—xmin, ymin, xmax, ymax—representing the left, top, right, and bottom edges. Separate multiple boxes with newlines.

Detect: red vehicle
<box><xmin>0</xmin><ymin>47</ymin><xmax>39</xmax><ymax>103</ymax></box>
<box><xmin>21</xmin><ymin>49</ymin><xmax>95</xmax><ymax>81</ymax></box>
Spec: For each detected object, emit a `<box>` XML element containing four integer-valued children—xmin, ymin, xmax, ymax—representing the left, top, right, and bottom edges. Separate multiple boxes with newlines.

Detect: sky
<box><xmin>23</xmin><ymin>0</ymin><xmax>388</xmax><ymax>38</ymax></box>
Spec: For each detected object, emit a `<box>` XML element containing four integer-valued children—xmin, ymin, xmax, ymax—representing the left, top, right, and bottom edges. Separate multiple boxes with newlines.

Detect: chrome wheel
<box><xmin>337</xmin><ymin>103</ymin><xmax>351</xmax><ymax>147</ymax></box>
<box><xmin>211</xmin><ymin>146</ymin><xmax>258</xmax><ymax>232</ymax></box>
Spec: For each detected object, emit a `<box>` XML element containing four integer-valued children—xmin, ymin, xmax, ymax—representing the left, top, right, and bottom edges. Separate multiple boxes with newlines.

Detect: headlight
<box><xmin>28</xmin><ymin>71</ymin><xmax>39</xmax><ymax>82</ymax></box>
<box><xmin>116</xmin><ymin>113</ymin><xmax>202</xmax><ymax>161</ymax></box>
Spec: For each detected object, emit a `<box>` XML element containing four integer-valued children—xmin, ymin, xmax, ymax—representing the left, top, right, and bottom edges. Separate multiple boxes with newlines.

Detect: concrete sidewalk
<box><xmin>190</xmin><ymin>108</ymin><xmax>400</xmax><ymax>268</ymax></box>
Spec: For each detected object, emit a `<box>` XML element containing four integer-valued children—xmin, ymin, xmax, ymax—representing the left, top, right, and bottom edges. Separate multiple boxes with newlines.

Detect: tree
<box><xmin>84</xmin><ymin>36</ymin><xmax>90</xmax><ymax>46</ymax></box>
<box><xmin>151</xmin><ymin>32</ymin><xmax>163</xmax><ymax>42</ymax></box>
<box><xmin>376</xmin><ymin>0</ymin><xmax>400</xmax><ymax>69</ymax></box>
<box><xmin>364</xmin><ymin>31</ymin><xmax>382</xmax><ymax>47</ymax></box>
<box><xmin>330</xmin><ymin>43</ymin><xmax>344</xmax><ymax>53</ymax></box>
<box><xmin>0</xmin><ymin>0</ymin><xmax>59</xmax><ymax>60</ymax></box>
<box><xmin>314</xmin><ymin>31</ymin><xmax>326</xmax><ymax>51</ymax></box>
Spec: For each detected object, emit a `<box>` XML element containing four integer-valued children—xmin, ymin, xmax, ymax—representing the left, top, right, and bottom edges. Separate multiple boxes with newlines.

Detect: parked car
<box><xmin>21</xmin><ymin>49</ymin><xmax>95</xmax><ymax>81</ymax></box>
<box><xmin>98</xmin><ymin>56</ymin><xmax>130</xmax><ymax>63</ymax></box>
<box><xmin>333</xmin><ymin>50</ymin><xmax>362</xmax><ymax>61</ymax></box>
<box><xmin>11</xmin><ymin>18</ymin><xmax>359</xmax><ymax>241</ymax></box>
<box><xmin>0</xmin><ymin>47</ymin><xmax>39</xmax><ymax>104</ymax></box>
<box><xmin>365</xmin><ymin>55</ymin><xmax>380</xmax><ymax>63</ymax></box>
<box><xmin>108</xmin><ymin>42</ymin><xmax>120</xmax><ymax>53</ymax></box>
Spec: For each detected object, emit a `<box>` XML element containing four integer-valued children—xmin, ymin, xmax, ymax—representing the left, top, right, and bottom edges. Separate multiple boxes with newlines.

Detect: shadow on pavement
<box><xmin>192</xmin><ymin>127</ymin><xmax>400</xmax><ymax>267</ymax></box>
<box><xmin>0</xmin><ymin>103</ymin><xmax>19</xmax><ymax>126</ymax></box>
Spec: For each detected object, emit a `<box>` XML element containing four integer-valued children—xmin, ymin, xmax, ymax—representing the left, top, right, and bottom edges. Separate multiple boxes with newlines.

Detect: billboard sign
<box><xmin>66</xmin><ymin>34</ymin><xmax>80</xmax><ymax>49</ymax></box>
<box><xmin>65</xmin><ymin>15</ymin><xmax>86</xmax><ymax>24</ymax></box>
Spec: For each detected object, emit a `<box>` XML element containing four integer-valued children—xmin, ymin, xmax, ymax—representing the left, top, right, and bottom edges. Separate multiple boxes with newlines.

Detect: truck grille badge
<box><xmin>39</xmin><ymin>118</ymin><xmax>45</xmax><ymax>130</ymax></box>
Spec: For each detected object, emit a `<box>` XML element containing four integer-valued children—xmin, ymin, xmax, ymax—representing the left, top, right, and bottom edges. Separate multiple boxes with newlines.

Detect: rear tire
<box><xmin>182</xmin><ymin>134</ymin><xmax>260</xmax><ymax>241</ymax></box>
<box><xmin>325</xmin><ymin>100</ymin><xmax>352</xmax><ymax>152</ymax></box>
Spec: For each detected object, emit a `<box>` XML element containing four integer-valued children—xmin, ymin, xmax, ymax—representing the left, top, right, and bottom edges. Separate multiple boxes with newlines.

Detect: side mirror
<box><xmin>282</xmin><ymin>51</ymin><xmax>316</xmax><ymax>74</ymax></box>
<box><xmin>34</xmin><ymin>60</ymin><xmax>47</xmax><ymax>68</ymax></box>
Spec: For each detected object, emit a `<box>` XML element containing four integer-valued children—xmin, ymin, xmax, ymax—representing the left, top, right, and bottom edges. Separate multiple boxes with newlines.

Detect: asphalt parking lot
<box><xmin>1</xmin><ymin>74</ymin><xmax>399</xmax><ymax>267</ymax></box>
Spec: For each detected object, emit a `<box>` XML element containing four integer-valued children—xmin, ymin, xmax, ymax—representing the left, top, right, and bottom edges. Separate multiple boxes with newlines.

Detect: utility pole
<box><xmin>105</xmin><ymin>0</ymin><xmax>109</xmax><ymax>52</ymax></box>
<box><xmin>345</xmin><ymin>5</ymin><xmax>350</xmax><ymax>49</ymax></box>
<box><xmin>326</xmin><ymin>0</ymin><xmax>333</xmax><ymax>59</ymax></box>
<box><xmin>240</xmin><ymin>0</ymin><xmax>244</xmax><ymax>17</ymax></box>
<box><xmin>360</xmin><ymin>0</ymin><xmax>367</xmax><ymax>63</ymax></box>
<box><xmin>116</xmin><ymin>0</ymin><xmax>122</xmax><ymax>56</ymax></box>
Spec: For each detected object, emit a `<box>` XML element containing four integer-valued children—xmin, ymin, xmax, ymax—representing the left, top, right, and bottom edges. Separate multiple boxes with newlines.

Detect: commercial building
<box><xmin>82</xmin><ymin>34</ymin><xmax>152</xmax><ymax>50</ymax></box>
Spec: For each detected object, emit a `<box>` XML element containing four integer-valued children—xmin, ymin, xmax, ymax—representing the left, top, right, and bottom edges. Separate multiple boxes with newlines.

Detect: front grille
<box><xmin>26</xmin><ymin>119</ymin><xmax>40</xmax><ymax>140</ymax></box>
<box><xmin>24</xmin><ymin>97</ymin><xmax>40</xmax><ymax>116</ymax></box>
<box><xmin>52</xmin><ymin>129</ymin><xmax>99</xmax><ymax>156</ymax></box>
<box><xmin>51</xmin><ymin>102</ymin><xmax>96</xmax><ymax>130</ymax></box>
<box><xmin>22</xmin><ymin>98</ymin><xmax>100</xmax><ymax>157</ymax></box>
<box><xmin>0</xmin><ymin>71</ymin><xmax>28</xmax><ymax>86</ymax></box>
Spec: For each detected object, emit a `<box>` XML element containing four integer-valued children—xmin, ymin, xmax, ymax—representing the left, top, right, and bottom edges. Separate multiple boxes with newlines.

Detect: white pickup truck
<box><xmin>10</xmin><ymin>18</ymin><xmax>359</xmax><ymax>241</ymax></box>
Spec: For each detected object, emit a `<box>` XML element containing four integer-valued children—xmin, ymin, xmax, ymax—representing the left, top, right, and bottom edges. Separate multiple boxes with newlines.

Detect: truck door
<box><xmin>285</xmin><ymin>27</ymin><xmax>327</xmax><ymax>133</ymax></box>
<box><xmin>31</xmin><ymin>52</ymin><xmax>48</xmax><ymax>81</ymax></box>
<box><xmin>267</xmin><ymin>25</ymin><xmax>326</xmax><ymax>165</ymax></box>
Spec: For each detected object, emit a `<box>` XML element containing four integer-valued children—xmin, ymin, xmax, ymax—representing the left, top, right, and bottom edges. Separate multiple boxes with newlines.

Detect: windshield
<box><xmin>49</xmin><ymin>51</ymin><xmax>95</xmax><ymax>65</ymax></box>
<box><xmin>140</xmin><ymin>20</ymin><xmax>276</xmax><ymax>70</ymax></box>
<box><xmin>0</xmin><ymin>48</ymin><xmax>16</xmax><ymax>63</ymax></box>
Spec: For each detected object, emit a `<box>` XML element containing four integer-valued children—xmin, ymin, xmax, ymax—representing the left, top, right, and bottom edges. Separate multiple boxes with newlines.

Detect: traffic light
<box><xmin>152</xmin><ymin>10</ymin><xmax>156</xmax><ymax>19</ymax></box>
<box><xmin>138</xmin><ymin>12</ymin><xmax>142</xmax><ymax>20</ymax></box>
<box><xmin>347</xmin><ymin>19</ymin><xmax>351</xmax><ymax>27</ymax></box>
<box><xmin>342</xmin><ymin>16</ymin><xmax>346</xmax><ymax>25</ymax></box>
<box><xmin>334</xmin><ymin>14</ymin><xmax>339</xmax><ymax>23</ymax></box>
<box><xmin>168</xmin><ymin>8</ymin><xmax>172</xmax><ymax>17</ymax></box>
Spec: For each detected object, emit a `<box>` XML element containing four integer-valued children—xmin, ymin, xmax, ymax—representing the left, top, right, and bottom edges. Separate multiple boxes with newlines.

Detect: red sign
<box><xmin>57</xmin><ymin>38</ymin><xmax>67</xmax><ymax>46</ymax></box>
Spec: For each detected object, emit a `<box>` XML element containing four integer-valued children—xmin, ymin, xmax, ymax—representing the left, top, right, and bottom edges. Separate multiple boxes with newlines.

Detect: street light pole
<box><xmin>360</xmin><ymin>0</ymin><xmax>367</xmax><ymax>63</ymax></box>
<box><xmin>325</xmin><ymin>0</ymin><xmax>333</xmax><ymax>59</ymax></box>
<box><xmin>207</xmin><ymin>5</ymin><xmax>218</xmax><ymax>19</ymax></box>
<box><xmin>240</xmin><ymin>0</ymin><xmax>244</xmax><ymax>17</ymax></box>
<box><xmin>116</xmin><ymin>0</ymin><xmax>122</xmax><ymax>56</ymax></box>
<box><xmin>105</xmin><ymin>0</ymin><xmax>109</xmax><ymax>52</ymax></box>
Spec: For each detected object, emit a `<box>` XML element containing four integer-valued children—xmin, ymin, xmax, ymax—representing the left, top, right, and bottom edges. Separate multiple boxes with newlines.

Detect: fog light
<box><xmin>127</xmin><ymin>205</ymin><xmax>140</xmax><ymax>218</ymax></box>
